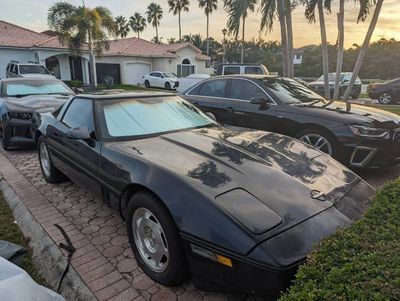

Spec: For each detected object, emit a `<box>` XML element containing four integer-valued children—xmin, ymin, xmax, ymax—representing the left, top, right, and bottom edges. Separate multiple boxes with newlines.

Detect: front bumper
<box><xmin>2</xmin><ymin>117</ymin><xmax>35</xmax><ymax>147</ymax></box>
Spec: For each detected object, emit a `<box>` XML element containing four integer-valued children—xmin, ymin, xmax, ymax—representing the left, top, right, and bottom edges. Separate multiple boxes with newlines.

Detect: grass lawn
<box><xmin>0</xmin><ymin>193</ymin><xmax>45</xmax><ymax>285</ymax></box>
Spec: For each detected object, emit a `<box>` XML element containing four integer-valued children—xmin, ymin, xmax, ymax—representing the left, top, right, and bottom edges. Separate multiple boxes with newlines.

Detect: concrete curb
<box><xmin>0</xmin><ymin>177</ymin><xmax>96</xmax><ymax>301</ymax></box>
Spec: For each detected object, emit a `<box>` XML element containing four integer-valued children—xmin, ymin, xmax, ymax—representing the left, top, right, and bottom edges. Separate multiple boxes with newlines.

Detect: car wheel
<box><xmin>38</xmin><ymin>136</ymin><xmax>66</xmax><ymax>183</ymax></box>
<box><xmin>145</xmin><ymin>80</ymin><xmax>151</xmax><ymax>88</ymax></box>
<box><xmin>378</xmin><ymin>92</ymin><xmax>392</xmax><ymax>104</ymax></box>
<box><xmin>0</xmin><ymin>121</ymin><xmax>10</xmax><ymax>151</ymax></box>
<box><xmin>296</xmin><ymin>129</ymin><xmax>335</xmax><ymax>157</ymax></box>
<box><xmin>165</xmin><ymin>82</ymin><xmax>171</xmax><ymax>90</ymax></box>
<box><xmin>126</xmin><ymin>191</ymin><xmax>189</xmax><ymax>286</ymax></box>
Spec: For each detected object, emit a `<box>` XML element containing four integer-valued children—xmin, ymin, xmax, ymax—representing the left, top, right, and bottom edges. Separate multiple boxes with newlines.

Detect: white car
<box><xmin>176</xmin><ymin>74</ymin><xmax>211</xmax><ymax>94</ymax></box>
<box><xmin>142</xmin><ymin>71</ymin><xmax>179</xmax><ymax>90</ymax></box>
<box><xmin>6</xmin><ymin>62</ymin><xmax>56</xmax><ymax>79</ymax></box>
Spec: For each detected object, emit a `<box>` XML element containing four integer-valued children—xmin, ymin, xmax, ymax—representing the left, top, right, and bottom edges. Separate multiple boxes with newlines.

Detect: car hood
<box><xmin>3</xmin><ymin>95</ymin><xmax>71</xmax><ymax>113</ymax></box>
<box><xmin>110</xmin><ymin>127</ymin><xmax>364</xmax><ymax>236</ymax></box>
<box><xmin>20</xmin><ymin>74</ymin><xmax>56</xmax><ymax>79</ymax></box>
<box><xmin>290</xmin><ymin>101</ymin><xmax>400</xmax><ymax>128</ymax></box>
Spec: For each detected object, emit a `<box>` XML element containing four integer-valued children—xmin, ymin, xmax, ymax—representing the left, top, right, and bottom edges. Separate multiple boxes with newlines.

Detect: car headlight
<box><xmin>349</xmin><ymin>125</ymin><xmax>389</xmax><ymax>138</ymax></box>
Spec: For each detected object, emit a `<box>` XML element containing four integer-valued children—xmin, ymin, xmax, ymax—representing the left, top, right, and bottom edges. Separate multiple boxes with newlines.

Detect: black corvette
<box><xmin>182</xmin><ymin>75</ymin><xmax>400</xmax><ymax>168</ymax></box>
<box><xmin>33</xmin><ymin>92</ymin><xmax>375</xmax><ymax>297</ymax></box>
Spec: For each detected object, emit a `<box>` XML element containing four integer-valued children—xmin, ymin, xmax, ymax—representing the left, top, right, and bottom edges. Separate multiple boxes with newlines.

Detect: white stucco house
<box><xmin>0</xmin><ymin>20</ymin><xmax>211</xmax><ymax>85</ymax></box>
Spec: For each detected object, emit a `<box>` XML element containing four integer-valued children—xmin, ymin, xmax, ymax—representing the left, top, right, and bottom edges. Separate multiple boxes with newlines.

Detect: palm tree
<box><xmin>259</xmin><ymin>0</ymin><xmax>289</xmax><ymax>76</ymax></box>
<box><xmin>115</xmin><ymin>16</ymin><xmax>130</xmax><ymax>38</ymax></box>
<box><xmin>146</xmin><ymin>2</ymin><xmax>163</xmax><ymax>44</ymax></box>
<box><xmin>284</xmin><ymin>0</ymin><xmax>294</xmax><ymax>77</ymax></box>
<box><xmin>303</xmin><ymin>0</ymin><xmax>332</xmax><ymax>99</ymax></box>
<box><xmin>129</xmin><ymin>13</ymin><xmax>147</xmax><ymax>38</ymax></box>
<box><xmin>224</xmin><ymin>0</ymin><xmax>258</xmax><ymax>64</ymax></box>
<box><xmin>198</xmin><ymin>0</ymin><xmax>218</xmax><ymax>57</ymax></box>
<box><xmin>168</xmin><ymin>0</ymin><xmax>190</xmax><ymax>42</ymax></box>
<box><xmin>343</xmin><ymin>0</ymin><xmax>384</xmax><ymax>107</ymax></box>
<box><xmin>48</xmin><ymin>1</ymin><xmax>116</xmax><ymax>87</ymax></box>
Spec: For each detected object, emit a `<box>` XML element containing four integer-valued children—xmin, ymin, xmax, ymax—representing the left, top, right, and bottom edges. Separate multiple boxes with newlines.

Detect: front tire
<box><xmin>165</xmin><ymin>82</ymin><xmax>171</xmax><ymax>90</ymax></box>
<box><xmin>126</xmin><ymin>191</ymin><xmax>189</xmax><ymax>286</ymax></box>
<box><xmin>378</xmin><ymin>92</ymin><xmax>392</xmax><ymax>104</ymax></box>
<box><xmin>296</xmin><ymin>129</ymin><xmax>336</xmax><ymax>157</ymax></box>
<box><xmin>38</xmin><ymin>136</ymin><xmax>66</xmax><ymax>183</ymax></box>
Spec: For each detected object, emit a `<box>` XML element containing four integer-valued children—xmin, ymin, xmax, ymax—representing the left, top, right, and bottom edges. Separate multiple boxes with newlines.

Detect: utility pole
<box><xmin>222</xmin><ymin>28</ymin><xmax>227</xmax><ymax>64</ymax></box>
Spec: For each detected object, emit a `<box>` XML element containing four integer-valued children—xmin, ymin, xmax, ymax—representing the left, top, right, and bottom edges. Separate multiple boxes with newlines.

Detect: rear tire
<box><xmin>38</xmin><ymin>136</ymin><xmax>66</xmax><ymax>183</ymax></box>
<box><xmin>165</xmin><ymin>82</ymin><xmax>171</xmax><ymax>90</ymax></box>
<box><xmin>145</xmin><ymin>80</ymin><xmax>150</xmax><ymax>88</ymax></box>
<box><xmin>126</xmin><ymin>191</ymin><xmax>189</xmax><ymax>286</ymax></box>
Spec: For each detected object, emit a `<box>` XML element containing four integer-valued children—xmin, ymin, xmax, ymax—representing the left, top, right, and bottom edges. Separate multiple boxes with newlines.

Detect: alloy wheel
<box><xmin>39</xmin><ymin>142</ymin><xmax>51</xmax><ymax>177</ymax></box>
<box><xmin>379</xmin><ymin>93</ymin><xmax>392</xmax><ymax>104</ymax></box>
<box><xmin>132</xmin><ymin>207</ymin><xmax>169</xmax><ymax>273</ymax></box>
<box><xmin>299</xmin><ymin>134</ymin><xmax>333</xmax><ymax>156</ymax></box>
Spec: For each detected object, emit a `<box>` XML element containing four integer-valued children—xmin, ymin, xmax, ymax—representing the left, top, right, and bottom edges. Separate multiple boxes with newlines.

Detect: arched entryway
<box><xmin>45</xmin><ymin>56</ymin><xmax>60</xmax><ymax>79</ymax></box>
<box><xmin>177</xmin><ymin>58</ymin><xmax>195</xmax><ymax>77</ymax></box>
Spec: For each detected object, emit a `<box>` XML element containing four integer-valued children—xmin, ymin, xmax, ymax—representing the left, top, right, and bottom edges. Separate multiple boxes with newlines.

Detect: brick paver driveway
<box><xmin>0</xmin><ymin>148</ymin><xmax>257</xmax><ymax>301</ymax></box>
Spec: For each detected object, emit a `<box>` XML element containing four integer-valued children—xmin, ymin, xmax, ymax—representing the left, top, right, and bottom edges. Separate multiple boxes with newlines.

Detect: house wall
<box><xmin>0</xmin><ymin>48</ymin><xmax>35</xmax><ymax>79</ymax></box>
<box><xmin>175</xmin><ymin>48</ymin><xmax>207</xmax><ymax>74</ymax></box>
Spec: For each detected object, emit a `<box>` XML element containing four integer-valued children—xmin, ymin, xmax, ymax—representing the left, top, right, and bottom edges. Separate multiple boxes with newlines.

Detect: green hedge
<box><xmin>280</xmin><ymin>179</ymin><xmax>400</xmax><ymax>300</ymax></box>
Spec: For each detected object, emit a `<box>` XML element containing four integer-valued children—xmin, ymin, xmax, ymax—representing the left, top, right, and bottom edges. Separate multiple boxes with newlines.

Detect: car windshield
<box><xmin>99</xmin><ymin>96</ymin><xmax>214</xmax><ymax>138</ymax></box>
<box><xmin>162</xmin><ymin>73</ymin><xmax>177</xmax><ymax>78</ymax></box>
<box><xmin>19</xmin><ymin>65</ymin><xmax>49</xmax><ymax>75</ymax></box>
<box><xmin>317</xmin><ymin>74</ymin><xmax>345</xmax><ymax>82</ymax></box>
<box><xmin>4</xmin><ymin>80</ymin><xmax>74</xmax><ymax>97</ymax></box>
<box><xmin>262</xmin><ymin>78</ymin><xmax>325</xmax><ymax>104</ymax></box>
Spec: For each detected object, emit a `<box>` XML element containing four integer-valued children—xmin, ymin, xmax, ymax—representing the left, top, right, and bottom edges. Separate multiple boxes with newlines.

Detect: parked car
<box><xmin>176</xmin><ymin>73</ymin><xmax>210</xmax><ymax>94</ymax></box>
<box><xmin>141</xmin><ymin>72</ymin><xmax>179</xmax><ymax>90</ymax></box>
<box><xmin>182</xmin><ymin>75</ymin><xmax>400</xmax><ymax>168</ymax></box>
<box><xmin>33</xmin><ymin>92</ymin><xmax>374</xmax><ymax>297</ymax></box>
<box><xmin>6</xmin><ymin>61</ymin><xmax>55</xmax><ymax>79</ymax></box>
<box><xmin>215</xmin><ymin>63</ymin><xmax>269</xmax><ymax>76</ymax></box>
<box><xmin>368</xmin><ymin>78</ymin><xmax>400</xmax><ymax>104</ymax></box>
<box><xmin>0</xmin><ymin>78</ymin><xmax>75</xmax><ymax>150</ymax></box>
<box><xmin>308</xmin><ymin>72</ymin><xmax>361</xmax><ymax>99</ymax></box>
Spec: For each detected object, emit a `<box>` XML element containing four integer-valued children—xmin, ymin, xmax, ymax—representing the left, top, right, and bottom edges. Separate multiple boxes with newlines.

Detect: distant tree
<box><xmin>115</xmin><ymin>16</ymin><xmax>130</xmax><ymax>38</ymax></box>
<box><xmin>167</xmin><ymin>37</ymin><xmax>177</xmax><ymax>44</ymax></box>
<box><xmin>146</xmin><ymin>2</ymin><xmax>163</xmax><ymax>44</ymax></box>
<box><xmin>129</xmin><ymin>12</ymin><xmax>146</xmax><ymax>38</ymax></box>
<box><xmin>198</xmin><ymin>0</ymin><xmax>218</xmax><ymax>57</ymax></box>
<box><xmin>48</xmin><ymin>1</ymin><xmax>116</xmax><ymax>87</ymax></box>
<box><xmin>223</xmin><ymin>0</ymin><xmax>258</xmax><ymax>64</ymax></box>
<box><xmin>168</xmin><ymin>0</ymin><xmax>190</xmax><ymax>42</ymax></box>
<box><xmin>151</xmin><ymin>36</ymin><xmax>163</xmax><ymax>44</ymax></box>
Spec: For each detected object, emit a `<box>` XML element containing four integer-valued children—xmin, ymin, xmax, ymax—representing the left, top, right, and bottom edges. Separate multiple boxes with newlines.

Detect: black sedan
<box><xmin>0</xmin><ymin>78</ymin><xmax>75</xmax><ymax>150</ymax></box>
<box><xmin>182</xmin><ymin>75</ymin><xmax>400</xmax><ymax>168</ymax></box>
<box><xmin>368</xmin><ymin>78</ymin><xmax>400</xmax><ymax>104</ymax></box>
<box><xmin>34</xmin><ymin>92</ymin><xmax>374</xmax><ymax>297</ymax></box>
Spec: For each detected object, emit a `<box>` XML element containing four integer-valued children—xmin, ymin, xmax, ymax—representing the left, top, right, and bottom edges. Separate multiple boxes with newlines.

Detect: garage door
<box><xmin>125</xmin><ymin>63</ymin><xmax>151</xmax><ymax>85</ymax></box>
<box><xmin>96</xmin><ymin>63</ymin><xmax>121</xmax><ymax>84</ymax></box>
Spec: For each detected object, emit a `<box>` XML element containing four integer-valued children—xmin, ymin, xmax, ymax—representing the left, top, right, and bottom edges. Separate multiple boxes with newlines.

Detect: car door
<box><xmin>225</xmin><ymin>78</ymin><xmax>278</xmax><ymax>131</ymax></box>
<box><xmin>183</xmin><ymin>79</ymin><xmax>233</xmax><ymax>124</ymax></box>
<box><xmin>47</xmin><ymin>97</ymin><xmax>102</xmax><ymax>196</ymax></box>
<box><xmin>153</xmin><ymin>72</ymin><xmax>164</xmax><ymax>87</ymax></box>
<box><xmin>390</xmin><ymin>79</ymin><xmax>400</xmax><ymax>99</ymax></box>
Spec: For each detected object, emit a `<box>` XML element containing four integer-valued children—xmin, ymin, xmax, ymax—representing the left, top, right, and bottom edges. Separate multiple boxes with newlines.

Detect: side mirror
<box><xmin>206</xmin><ymin>112</ymin><xmax>216</xmax><ymax>121</ymax></box>
<box><xmin>250</xmin><ymin>96</ymin><xmax>268</xmax><ymax>105</ymax></box>
<box><xmin>66</xmin><ymin>127</ymin><xmax>91</xmax><ymax>140</ymax></box>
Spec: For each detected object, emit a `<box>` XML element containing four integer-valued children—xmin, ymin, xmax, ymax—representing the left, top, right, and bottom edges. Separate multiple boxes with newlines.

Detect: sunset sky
<box><xmin>1</xmin><ymin>0</ymin><xmax>399</xmax><ymax>48</ymax></box>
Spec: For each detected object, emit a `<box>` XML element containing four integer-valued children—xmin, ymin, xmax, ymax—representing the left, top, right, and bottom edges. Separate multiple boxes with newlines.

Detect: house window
<box><xmin>177</xmin><ymin>58</ymin><xmax>195</xmax><ymax>77</ymax></box>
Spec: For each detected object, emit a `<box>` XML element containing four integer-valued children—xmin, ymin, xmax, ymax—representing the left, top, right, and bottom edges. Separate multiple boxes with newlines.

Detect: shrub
<box><xmin>65</xmin><ymin>79</ymin><xmax>83</xmax><ymax>88</ymax></box>
<box><xmin>103</xmin><ymin>75</ymin><xmax>114</xmax><ymax>89</ymax></box>
<box><xmin>280</xmin><ymin>178</ymin><xmax>400</xmax><ymax>301</ymax></box>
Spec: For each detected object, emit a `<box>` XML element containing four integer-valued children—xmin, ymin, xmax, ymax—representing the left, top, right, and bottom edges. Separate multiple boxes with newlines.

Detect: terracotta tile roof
<box><xmin>104</xmin><ymin>37</ymin><xmax>210</xmax><ymax>60</ymax></box>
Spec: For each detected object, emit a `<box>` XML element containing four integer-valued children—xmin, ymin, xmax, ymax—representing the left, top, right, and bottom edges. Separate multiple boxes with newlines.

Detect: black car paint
<box><xmin>34</xmin><ymin>93</ymin><xmax>375</xmax><ymax>297</ymax></box>
<box><xmin>182</xmin><ymin>76</ymin><xmax>400</xmax><ymax>168</ymax></box>
<box><xmin>368</xmin><ymin>79</ymin><xmax>400</xmax><ymax>103</ymax></box>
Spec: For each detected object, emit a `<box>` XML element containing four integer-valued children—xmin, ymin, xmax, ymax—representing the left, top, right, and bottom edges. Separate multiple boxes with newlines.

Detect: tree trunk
<box><xmin>156</xmin><ymin>23</ymin><xmax>159</xmax><ymax>43</ymax></box>
<box><xmin>241</xmin><ymin>15</ymin><xmax>245</xmax><ymax>64</ymax></box>
<box><xmin>333</xmin><ymin>0</ymin><xmax>345</xmax><ymax>100</ymax></box>
<box><xmin>285</xmin><ymin>0</ymin><xmax>294</xmax><ymax>77</ymax></box>
<box><xmin>277</xmin><ymin>0</ymin><xmax>288</xmax><ymax>77</ymax></box>
<box><xmin>179</xmin><ymin>11</ymin><xmax>181</xmax><ymax>42</ymax></box>
<box><xmin>88</xmin><ymin>31</ymin><xmax>97</xmax><ymax>88</ymax></box>
<box><xmin>318</xmin><ymin>0</ymin><xmax>330</xmax><ymax>99</ymax></box>
<box><xmin>206</xmin><ymin>14</ymin><xmax>210</xmax><ymax>57</ymax></box>
<box><xmin>343</xmin><ymin>0</ymin><xmax>384</xmax><ymax>109</ymax></box>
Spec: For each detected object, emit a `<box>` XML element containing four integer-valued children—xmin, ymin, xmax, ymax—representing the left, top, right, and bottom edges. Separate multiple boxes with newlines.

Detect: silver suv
<box><xmin>6</xmin><ymin>61</ymin><xmax>55</xmax><ymax>79</ymax></box>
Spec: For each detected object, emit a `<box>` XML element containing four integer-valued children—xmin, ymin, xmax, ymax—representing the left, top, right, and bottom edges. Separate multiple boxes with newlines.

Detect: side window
<box><xmin>223</xmin><ymin>67</ymin><xmax>240</xmax><ymax>75</ymax></box>
<box><xmin>230</xmin><ymin>79</ymin><xmax>268</xmax><ymax>101</ymax></box>
<box><xmin>10</xmin><ymin>64</ymin><xmax>15</xmax><ymax>73</ymax></box>
<box><xmin>149</xmin><ymin>72</ymin><xmax>158</xmax><ymax>77</ymax></box>
<box><xmin>245</xmin><ymin>67</ymin><xmax>263</xmax><ymax>75</ymax></box>
<box><xmin>62</xmin><ymin>98</ymin><xmax>95</xmax><ymax>135</ymax></box>
<box><xmin>197</xmin><ymin>80</ymin><xmax>228</xmax><ymax>98</ymax></box>
<box><xmin>14</xmin><ymin>65</ymin><xmax>19</xmax><ymax>74</ymax></box>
